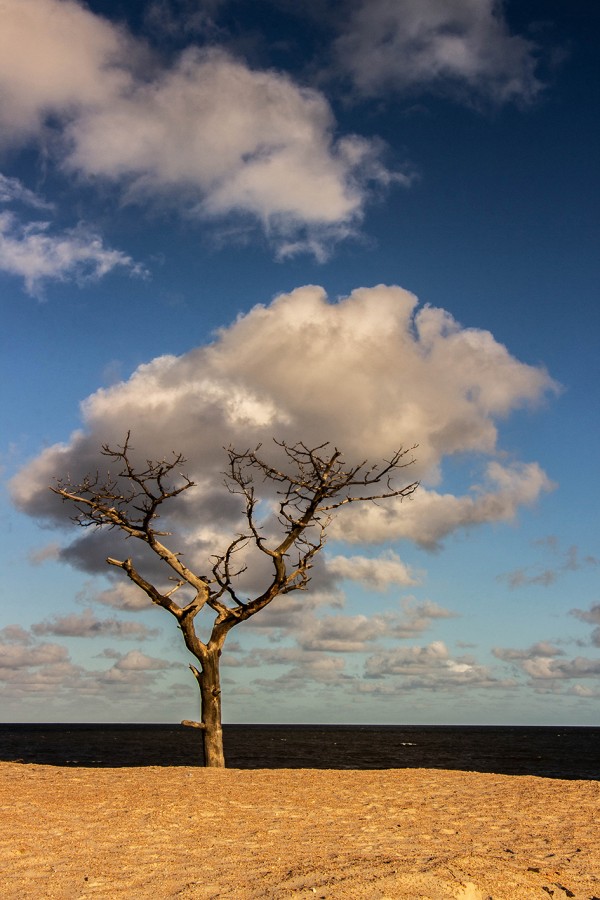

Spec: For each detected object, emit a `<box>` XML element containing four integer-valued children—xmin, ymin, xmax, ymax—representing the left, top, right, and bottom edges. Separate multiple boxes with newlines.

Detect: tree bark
<box><xmin>196</xmin><ymin>648</ymin><xmax>225</xmax><ymax>768</ymax></box>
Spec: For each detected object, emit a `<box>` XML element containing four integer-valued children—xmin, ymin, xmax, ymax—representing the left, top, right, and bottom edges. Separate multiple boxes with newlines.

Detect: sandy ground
<box><xmin>0</xmin><ymin>763</ymin><xmax>598</xmax><ymax>899</ymax></box>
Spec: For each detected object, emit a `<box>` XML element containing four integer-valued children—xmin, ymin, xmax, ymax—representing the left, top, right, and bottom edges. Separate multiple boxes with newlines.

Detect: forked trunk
<box><xmin>198</xmin><ymin>649</ymin><xmax>225</xmax><ymax>767</ymax></box>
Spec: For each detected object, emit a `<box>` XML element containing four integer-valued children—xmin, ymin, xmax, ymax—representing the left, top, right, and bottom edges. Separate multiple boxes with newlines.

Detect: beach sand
<box><xmin>1</xmin><ymin>763</ymin><xmax>598</xmax><ymax>899</ymax></box>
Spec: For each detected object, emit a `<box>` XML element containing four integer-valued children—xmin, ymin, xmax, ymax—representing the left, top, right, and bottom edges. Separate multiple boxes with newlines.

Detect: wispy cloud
<box><xmin>28</xmin><ymin>542</ymin><xmax>61</xmax><ymax>565</ymax></box>
<box><xmin>570</xmin><ymin>603</ymin><xmax>600</xmax><ymax>649</ymax></box>
<box><xmin>498</xmin><ymin>537</ymin><xmax>598</xmax><ymax>589</ymax></box>
<box><xmin>493</xmin><ymin>641</ymin><xmax>565</xmax><ymax>662</ymax></box>
<box><xmin>332</xmin><ymin>0</ymin><xmax>543</xmax><ymax>105</ymax></box>
<box><xmin>494</xmin><ymin>639</ymin><xmax>600</xmax><ymax>689</ymax></box>
<box><xmin>0</xmin><ymin>173</ymin><xmax>54</xmax><ymax>210</ymax></box>
<box><xmin>143</xmin><ymin>0</ymin><xmax>225</xmax><ymax>40</ymax></box>
<box><xmin>571</xmin><ymin>603</ymin><xmax>600</xmax><ymax>626</ymax></box>
<box><xmin>0</xmin><ymin>177</ymin><xmax>146</xmax><ymax>297</ymax></box>
<box><xmin>82</xmin><ymin>582</ymin><xmax>161</xmax><ymax>612</ymax></box>
<box><xmin>31</xmin><ymin>609</ymin><xmax>159</xmax><ymax>641</ymax></box>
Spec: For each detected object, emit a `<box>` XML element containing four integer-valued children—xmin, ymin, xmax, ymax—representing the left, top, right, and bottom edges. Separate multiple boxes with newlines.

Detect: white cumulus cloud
<box><xmin>326</xmin><ymin>550</ymin><xmax>419</xmax><ymax>589</ymax></box>
<box><xmin>0</xmin><ymin>639</ymin><xmax>69</xmax><ymax>669</ymax></box>
<box><xmin>11</xmin><ymin>284</ymin><xmax>557</xmax><ymax>573</ymax></box>
<box><xmin>0</xmin><ymin>0</ymin><xmax>403</xmax><ymax>259</ymax></box>
<box><xmin>0</xmin><ymin>0</ymin><xmax>131</xmax><ymax>142</ymax></box>
<box><xmin>297</xmin><ymin>600</ymin><xmax>455</xmax><ymax>652</ymax></box>
<box><xmin>364</xmin><ymin>640</ymin><xmax>504</xmax><ymax>689</ymax></box>
<box><xmin>111</xmin><ymin>649</ymin><xmax>171</xmax><ymax>671</ymax></box>
<box><xmin>95</xmin><ymin>649</ymin><xmax>174</xmax><ymax>686</ymax></box>
<box><xmin>494</xmin><ymin>639</ymin><xmax>600</xmax><ymax>690</ymax></box>
<box><xmin>332</xmin><ymin>459</ymin><xmax>555</xmax><ymax>548</ymax></box>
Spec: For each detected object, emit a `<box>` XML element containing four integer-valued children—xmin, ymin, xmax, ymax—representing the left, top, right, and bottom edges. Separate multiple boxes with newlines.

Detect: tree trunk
<box><xmin>198</xmin><ymin>648</ymin><xmax>225</xmax><ymax>768</ymax></box>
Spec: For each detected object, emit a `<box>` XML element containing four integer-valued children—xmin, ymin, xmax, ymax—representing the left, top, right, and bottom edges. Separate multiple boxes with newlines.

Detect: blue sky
<box><xmin>1</xmin><ymin>0</ymin><xmax>599</xmax><ymax>725</ymax></box>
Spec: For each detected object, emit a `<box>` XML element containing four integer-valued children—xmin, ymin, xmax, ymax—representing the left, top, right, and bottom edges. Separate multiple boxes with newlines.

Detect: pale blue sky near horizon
<box><xmin>0</xmin><ymin>0</ymin><xmax>598</xmax><ymax>725</ymax></box>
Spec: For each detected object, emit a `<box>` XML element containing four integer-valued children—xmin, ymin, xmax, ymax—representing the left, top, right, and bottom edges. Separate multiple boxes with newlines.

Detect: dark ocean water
<box><xmin>0</xmin><ymin>724</ymin><xmax>598</xmax><ymax>779</ymax></box>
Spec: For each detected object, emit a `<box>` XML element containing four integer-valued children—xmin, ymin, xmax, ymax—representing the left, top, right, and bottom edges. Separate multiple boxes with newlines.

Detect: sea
<box><xmin>0</xmin><ymin>724</ymin><xmax>598</xmax><ymax>779</ymax></box>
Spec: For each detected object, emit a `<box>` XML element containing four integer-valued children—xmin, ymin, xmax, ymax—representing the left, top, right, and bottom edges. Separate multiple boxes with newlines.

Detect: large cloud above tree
<box><xmin>12</xmin><ymin>284</ymin><xmax>557</xmax><ymax>564</ymax></box>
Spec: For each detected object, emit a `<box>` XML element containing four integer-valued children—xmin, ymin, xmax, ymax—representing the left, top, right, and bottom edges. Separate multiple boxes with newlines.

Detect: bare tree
<box><xmin>52</xmin><ymin>434</ymin><xmax>418</xmax><ymax>767</ymax></box>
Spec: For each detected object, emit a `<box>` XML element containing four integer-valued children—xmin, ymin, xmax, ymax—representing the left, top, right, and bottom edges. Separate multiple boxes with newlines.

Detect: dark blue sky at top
<box><xmin>4</xmin><ymin>0</ymin><xmax>597</xmax><ymax>456</ymax></box>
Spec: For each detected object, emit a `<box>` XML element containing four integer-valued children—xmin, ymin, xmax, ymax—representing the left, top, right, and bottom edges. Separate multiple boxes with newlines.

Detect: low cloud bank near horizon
<box><xmin>12</xmin><ymin>283</ymin><xmax>557</xmax><ymax>576</ymax></box>
<box><xmin>3</xmin><ymin>596</ymin><xmax>600</xmax><ymax>712</ymax></box>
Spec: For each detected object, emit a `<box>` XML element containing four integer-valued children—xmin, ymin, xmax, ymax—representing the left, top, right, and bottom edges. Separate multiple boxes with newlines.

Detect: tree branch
<box><xmin>52</xmin><ymin>436</ymin><xmax>419</xmax><ymax>655</ymax></box>
<box><xmin>106</xmin><ymin>556</ymin><xmax>185</xmax><ymax>619</ymax></box>
<box><xmin>220</xmin><ymin>440</ymin><xmax>419</xmax><ymax>624</ymax></box>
